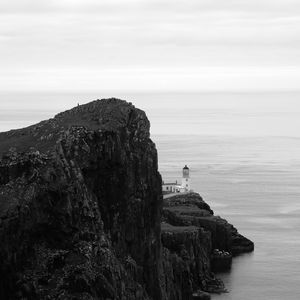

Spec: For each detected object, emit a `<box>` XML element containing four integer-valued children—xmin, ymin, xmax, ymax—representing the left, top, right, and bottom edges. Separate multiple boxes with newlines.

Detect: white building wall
<box><xmin>162</xmin><ymin>184</ymin><xmax>177</xmax><ymax>192</ymax></box>
<box><xmin>163</xmin><ymin>166</ymin><xmax>192</xmax><ymax>193</ymax></box>
<box><xmin>181</xmin><ymin>177</ymin><xmax>191</xmax><ymax>191</ymax></box>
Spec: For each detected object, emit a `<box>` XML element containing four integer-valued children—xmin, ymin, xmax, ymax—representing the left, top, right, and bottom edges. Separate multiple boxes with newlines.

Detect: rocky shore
<box><xmin>161</xmin><ymin>192</ymin><xmax>253</xmax><ymax>298</ymax></box>
<box><xmin>0</xmin><ymin>99</ymin><xmax>253</xmax><ymax>300</ymax></box>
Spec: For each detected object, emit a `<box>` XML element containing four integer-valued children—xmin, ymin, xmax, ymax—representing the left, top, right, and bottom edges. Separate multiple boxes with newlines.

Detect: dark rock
<box><xmin>231</xmin><ymin>232</ymin><xmax>254</xmax><ymax>256</ymax></box>
<box><xmin>162</xmin><ymin>192</ymin><xmax>254</xmax><ymax>257</ymax></box>
<box><xmin>0</xmin><ymin>99</ymin><xmax>254</xmax><ymax>300</ymax></box>
<box><xmin>211</xmin><ymin>249</ymin><xmax>232</xmax><ymax>272</ymax></box>
<box><xmin>0</xmin><ymin>99</ymin><xmax>161</xmax><ymax>300</ymax></box>
<box><xmin>161</xmin><ymin>192</ymin><xmax>253</xmax><ymax>297</ymax></box>
<box><xmin>192</xmin><ymin>290</ymin><xmax>211</xmax><ymax>300</ymax></box>
<box><xmin>161</xmin><ymin>223</ymin><xmax>212</xmax><ymax>299</ymax></box>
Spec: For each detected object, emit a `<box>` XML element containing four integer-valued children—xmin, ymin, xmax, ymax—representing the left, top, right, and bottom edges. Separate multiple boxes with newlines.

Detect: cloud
<box><xmin>1</xmin><ymin>0</ymin><xmax>300</xmax><ymax>15</ymax></box>
<box><xmin>0</xmin><ymin>0</ymin><xmax>299</xmax><ymax>92</ymax></box>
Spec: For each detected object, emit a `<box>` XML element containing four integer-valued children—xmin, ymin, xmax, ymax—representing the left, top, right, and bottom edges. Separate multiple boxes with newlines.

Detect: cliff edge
<box><xmin>0</xmin><ymin>99</ymin><xmax>253</xmax><ymax>300</ymax></box>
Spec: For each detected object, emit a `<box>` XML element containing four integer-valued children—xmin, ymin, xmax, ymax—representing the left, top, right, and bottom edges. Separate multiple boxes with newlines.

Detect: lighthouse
<box><xmin>181</xmin><ymin>165</ymin><xmax>191</xmax><ymax>192</ymax></box>
<box><xmin>162</xmin><ymin>165</ymin><xmax>192</xmax><ymax>194</ymax></box>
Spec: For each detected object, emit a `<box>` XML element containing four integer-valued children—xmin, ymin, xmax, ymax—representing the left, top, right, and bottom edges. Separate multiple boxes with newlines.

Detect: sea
<box><xmin>0</xmin><ymin>91</ymin><xmax>300</xmax><ymax>299</ymax></box>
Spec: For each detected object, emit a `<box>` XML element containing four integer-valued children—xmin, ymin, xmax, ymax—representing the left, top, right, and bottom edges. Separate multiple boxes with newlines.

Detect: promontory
<box><xmin>0</xmin><ymin>99</ymin><xmax>254</xmax><ymax>300</ymax></box>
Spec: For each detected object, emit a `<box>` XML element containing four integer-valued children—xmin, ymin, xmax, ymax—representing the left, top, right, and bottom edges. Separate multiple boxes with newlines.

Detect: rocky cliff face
<box><xmin>162</xmin><ymin>193</ymin><xmax>254</xmax><ymax>257</ymax></box>
<box><xmin>161</xmin><ymin>193</ymin><xmax>254</xmax><ymax>291</ymax></box>
<box><xmin>0</xmin><ymin>99</ymin><xmax>162</xmax><ymax>300</ymax></box>
<box><xmin>0</xmin><ymin>99</ymin><xmax>254</xmax><ymax>300</ymax></box>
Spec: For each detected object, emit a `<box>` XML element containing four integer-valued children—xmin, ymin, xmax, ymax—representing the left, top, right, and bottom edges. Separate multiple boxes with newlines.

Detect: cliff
<box><xmin>161</xmin><ymin>193</ymin><xmax>254</xmax><ymax>283</ymax></box>
<box><xmin>0</xmin><ymin>99</ymin><xmax>254</xmax><ymax>300</ymax></box>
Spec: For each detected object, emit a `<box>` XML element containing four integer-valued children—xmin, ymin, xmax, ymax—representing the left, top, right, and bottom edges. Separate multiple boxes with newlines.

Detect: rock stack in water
<box><xmin>0</xmin><ymin>99</ymin><xmax>253</xmax><ymax>300</ymax></box>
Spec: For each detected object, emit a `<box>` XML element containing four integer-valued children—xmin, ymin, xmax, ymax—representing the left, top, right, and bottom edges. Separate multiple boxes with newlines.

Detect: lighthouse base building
<box><xmin>162</xmin><ymin>165</ymin><xmax>192</xmax><ymax>194</ymax></box>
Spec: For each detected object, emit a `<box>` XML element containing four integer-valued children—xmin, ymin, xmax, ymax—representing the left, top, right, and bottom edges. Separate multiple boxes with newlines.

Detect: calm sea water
<box><xmin>154</xmin><ymin>135</ymin><xmax>300</xmax><ymax>300</ymax></box>
<box><xmin>1</xmin><ymin>91</ymin><xmax>300</xmax><ymax>299</ymax></box>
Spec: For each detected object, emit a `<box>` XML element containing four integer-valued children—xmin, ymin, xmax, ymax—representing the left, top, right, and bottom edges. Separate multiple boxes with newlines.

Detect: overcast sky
<box><xmin>0</xmin><ymin>0</ymin><xmax>300</xmax><ymax>92</ymax></box>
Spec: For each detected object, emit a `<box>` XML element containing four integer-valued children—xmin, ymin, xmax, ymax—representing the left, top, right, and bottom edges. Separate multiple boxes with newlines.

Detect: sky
<box><xmin>0</xmin><ymin>0</ymin><xmax>300</xmax><ymax>92</ymax></box>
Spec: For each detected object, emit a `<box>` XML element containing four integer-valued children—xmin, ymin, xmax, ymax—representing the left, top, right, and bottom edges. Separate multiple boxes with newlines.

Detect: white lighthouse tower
<box><xmin>181</xmin><ymin>165</ymin><xmax>191</xmax><ymax>192</ymax></box>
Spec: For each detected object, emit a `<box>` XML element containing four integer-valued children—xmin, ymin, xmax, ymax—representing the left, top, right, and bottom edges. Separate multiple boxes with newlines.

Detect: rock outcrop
<box><xmin>0</xmin><ymin>99</ymin><xmax>254</xmax><ymax>300</ymax></box>
<box><xmin>160</xmin><ymin>192</ymin><xmax>253</xmax><ymax>298</ymax></box>
<box><xmin>162</xmin><ymin>193</ymin><xmax>254</xmax><ymax>258</ymax></box>
<box><xmin>0</xmin><ymin>99</ymin><xmax>162</xmax><ymax>300</ymax></box>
